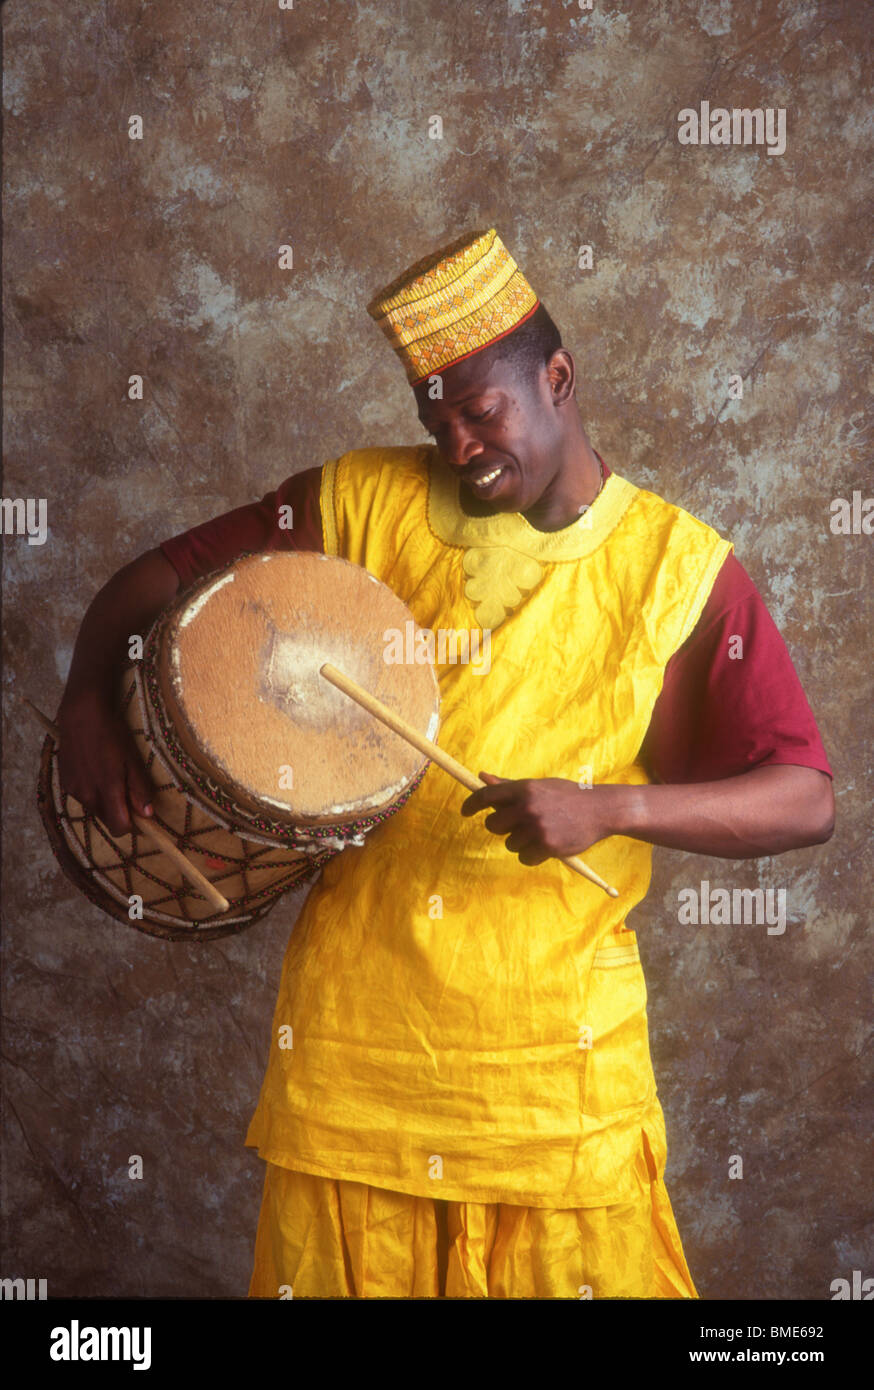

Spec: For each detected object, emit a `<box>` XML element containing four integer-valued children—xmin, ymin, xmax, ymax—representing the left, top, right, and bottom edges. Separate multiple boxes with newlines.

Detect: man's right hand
<box><xmin>56</xmin><ymin>689</ymin><xmax>155</xmax><ymax>837</ymax></box>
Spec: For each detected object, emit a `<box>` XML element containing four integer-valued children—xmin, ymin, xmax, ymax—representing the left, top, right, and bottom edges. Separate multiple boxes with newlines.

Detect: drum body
<box><xmin>38</xmin><ymin>666</ymin><xmax>321</xmax><ymax>942</ymax></box>
<box><xmin>38</xmin><ymin>551</ymin><xmax>440</xmax><ymax>941</ymax></box>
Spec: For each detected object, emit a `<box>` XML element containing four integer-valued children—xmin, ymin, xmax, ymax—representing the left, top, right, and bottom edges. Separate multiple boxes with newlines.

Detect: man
<box><xmin>57</xmin><ymin>228</ymin><xmax>834</xmax><ymax>1299</ymax></box>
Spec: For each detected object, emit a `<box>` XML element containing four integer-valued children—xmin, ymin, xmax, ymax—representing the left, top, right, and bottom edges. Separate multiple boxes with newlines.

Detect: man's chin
<box><xmin>462</xmin><ymin>484</ymin><xmax>523</xmax><ymax>516</ymax></box>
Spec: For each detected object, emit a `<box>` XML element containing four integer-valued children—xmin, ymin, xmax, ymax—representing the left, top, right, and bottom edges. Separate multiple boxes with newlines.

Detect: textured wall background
<box><xmin>3</xmin><ymin>0</ymin><xmax>871</xmax><ymax>1299</ymax></box>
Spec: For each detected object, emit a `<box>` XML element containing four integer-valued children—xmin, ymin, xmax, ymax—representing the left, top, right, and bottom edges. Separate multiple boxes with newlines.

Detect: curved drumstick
<box><xmin>22</xmin><ymin>696</ymin><xmax>231</xmax><ymax>915</ymax></box>
<box><xmin>319</xmin><ymin>664</ymin><xmax>619</xmax><ymax>898</ymax></box>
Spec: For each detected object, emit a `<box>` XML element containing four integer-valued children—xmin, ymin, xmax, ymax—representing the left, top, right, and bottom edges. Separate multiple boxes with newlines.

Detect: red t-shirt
<box><xmin>159</xmin><ymin>461</ymin><xmax>833</xmax><ymax>786</ymax></box>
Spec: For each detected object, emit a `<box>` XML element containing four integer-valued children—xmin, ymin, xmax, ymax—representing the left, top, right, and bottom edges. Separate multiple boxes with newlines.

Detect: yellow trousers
<box><xmin>248</xmin><ymin>1154</ymin><xmax>698</xmax><ymax>1299</ymax></box>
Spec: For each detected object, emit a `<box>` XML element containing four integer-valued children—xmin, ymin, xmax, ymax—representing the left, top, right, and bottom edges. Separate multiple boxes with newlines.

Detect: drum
<box><xmin>38</xmin><ymin>551</ymin><xmax>441</xmax><ymax>942</ymax></box>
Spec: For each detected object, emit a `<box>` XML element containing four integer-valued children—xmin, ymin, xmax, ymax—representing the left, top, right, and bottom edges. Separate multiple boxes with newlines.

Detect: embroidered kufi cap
<box><xmin>366</xmin><ymin>228</ymin><xmax>539</xmax><ymax>386</ymax></box>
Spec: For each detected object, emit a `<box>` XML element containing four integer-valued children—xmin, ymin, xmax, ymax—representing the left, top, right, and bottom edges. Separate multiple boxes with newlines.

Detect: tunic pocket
<box><xmin>580</xmin><ymin>937</ymin><xmax>656</xmax><ymax>1118</ymax></box>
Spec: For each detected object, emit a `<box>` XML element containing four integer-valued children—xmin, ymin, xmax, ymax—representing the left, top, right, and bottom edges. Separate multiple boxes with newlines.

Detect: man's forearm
<box><xmin>606</xmin><ymin>764</ymin><xmax>835</xmax><ymax>859</ymax></box>
<box><xmin>60</xmin><ymin>547</ymin><xmax>180</xmax><ymax>709</ymax></box>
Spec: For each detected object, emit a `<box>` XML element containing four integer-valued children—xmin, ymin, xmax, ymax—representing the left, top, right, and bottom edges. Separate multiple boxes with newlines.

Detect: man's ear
<box><xmin>547</xmin><ymin>348</ymin><xmax>575</xmax><ymax>406</ymax></box>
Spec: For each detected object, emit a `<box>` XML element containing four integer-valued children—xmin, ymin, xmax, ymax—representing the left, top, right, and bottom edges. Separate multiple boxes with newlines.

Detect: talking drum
<box><xmin>37</xmin><ymin>552</ymin><xmax>441</xmax><ymax>942</ymax></box>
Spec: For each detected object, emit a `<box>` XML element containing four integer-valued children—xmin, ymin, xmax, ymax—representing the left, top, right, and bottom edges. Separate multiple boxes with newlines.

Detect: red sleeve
<box><xmin>640</xmin><ymin>553</ymin><xmax>833</xmax><ymax>783</ymax></box>
<box><xmin>159</xmin><ymin>466</ymin><xmax>324</xmax><ymax>589</ymax></box>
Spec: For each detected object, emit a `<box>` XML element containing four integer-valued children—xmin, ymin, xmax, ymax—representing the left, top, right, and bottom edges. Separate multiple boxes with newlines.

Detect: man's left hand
<box><xmin>460</xmin><ymin>772</ymin><xmax>615</xmax><ymax>865</ymax></box>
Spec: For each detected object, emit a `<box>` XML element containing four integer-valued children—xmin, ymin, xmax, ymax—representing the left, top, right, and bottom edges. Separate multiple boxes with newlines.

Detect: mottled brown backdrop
<box><xmin>3</xmin><ymin>0</ymin><xmax>871</xmax><ymax>1299</ymax></box>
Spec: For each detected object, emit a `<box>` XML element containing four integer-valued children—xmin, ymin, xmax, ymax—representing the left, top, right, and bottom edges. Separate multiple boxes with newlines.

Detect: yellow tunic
<box><xmin>245</xmin><ymin>444</ymin><xmax>731</xmax><ymax>1210</ymax></box>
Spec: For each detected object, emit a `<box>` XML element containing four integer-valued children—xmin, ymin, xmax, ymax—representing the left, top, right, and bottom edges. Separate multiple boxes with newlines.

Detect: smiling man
<box><xmin>57</xmin><ymin>228</ymin><xmax>834</xmax><ymax>1299</ymax></box>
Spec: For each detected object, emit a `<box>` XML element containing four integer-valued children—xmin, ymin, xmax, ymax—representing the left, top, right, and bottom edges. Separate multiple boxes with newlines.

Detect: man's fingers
<box><xmin>484</xmin><ymin>807</ymin><xmax>521</xmax><ymax>835</ymax></box>
<box><xmin>460</xmin><ymin>773</ymin><xmax>514</xmax><ymax>817</ymax></box>
<box><xmin>504</xmin><ymin>829</ymin><xmax>551</xmax><ymax>865</ymax></box>
<box><xmin>100</xmin><ymin>767</ymin><xmax>153</xmax><ymax>838</ymax></box>
<box><xmin>461</xmin><ymin>774</ymin><xmax>558</xmax><ymax>863</ymax></box>
<box><xmin>516</xmin><ymin>843</ymin><xmax>551</xmax><ymax>867</ymax></box>
<box><xmin>55</xmin><ymin>702</ymin><xmax>155</xmax><ymax>837</ymax></box>
<box><xmin>461</xmin><ymin>787</ymin><xmax>501</xmax><ymax>815</ymax></box>
<box><xmin>100</xmin><ymin>742</ymin><xmax>146</xmax><ymax>836</ymax></box>
<box><xmin>99</xmin><ymin>785</ymin><xmax>134</xmax><ymax>838</ymax></box>
<box><xmin>504</xmin><ymin>828</ymin><xmax>535</xmax><ymax>856</ymax></box>
<box><xmin>125</xmin><ymin>754</ymin><xmax>155</xmax><ymax>818</ymax></box>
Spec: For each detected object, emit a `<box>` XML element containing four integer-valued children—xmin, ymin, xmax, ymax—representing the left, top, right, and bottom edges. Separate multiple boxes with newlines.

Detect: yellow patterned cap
<box><xmin>366</xmin><ymin>228</ymin><xmax>540</xmax><ymax>386</ymax></box>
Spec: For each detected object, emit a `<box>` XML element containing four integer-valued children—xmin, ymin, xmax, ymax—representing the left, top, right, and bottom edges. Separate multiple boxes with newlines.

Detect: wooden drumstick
<box><xmin>21</xmin><ymin>696</ymin><xmax>231</xmax><ymax>914</ymax></box>
<box><xmin>319</xmin><ymin>664</ymin><xmax>619</xmax><ymax>898</ymax></box>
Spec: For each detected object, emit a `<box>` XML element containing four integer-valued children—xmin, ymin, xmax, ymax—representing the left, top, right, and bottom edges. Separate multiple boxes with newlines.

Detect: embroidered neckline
<box><xmin>425</xmin><ymin>445</ymin><xmax>638</xmax><ymax>561</ymax></box>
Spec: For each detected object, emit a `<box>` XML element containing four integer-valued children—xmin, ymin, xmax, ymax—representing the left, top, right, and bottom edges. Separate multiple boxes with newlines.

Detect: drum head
<box><xmin>156</xmin><ymin>552</ymin><xmax>440</xmax><ymax>826</ymax></box>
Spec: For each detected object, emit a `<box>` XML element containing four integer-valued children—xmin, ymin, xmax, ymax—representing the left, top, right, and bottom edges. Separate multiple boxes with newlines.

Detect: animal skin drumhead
<box><xmin>157</xmin><ymin>552</ymin><xmax>440</xmax><ymax>825</ymax></box>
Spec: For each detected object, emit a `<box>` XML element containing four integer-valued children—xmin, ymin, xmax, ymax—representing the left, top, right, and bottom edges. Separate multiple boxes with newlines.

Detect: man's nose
<box><xmin>439</xmin><ymin>419</ymin><xmax>485</xmax><ymax>469</ymax></box>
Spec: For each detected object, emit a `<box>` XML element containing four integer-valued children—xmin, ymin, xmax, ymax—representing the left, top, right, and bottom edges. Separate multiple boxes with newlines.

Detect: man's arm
<box><xmin>605</xmin><ymin>764</ymin><xmax>835</xmax><ymax>855</ymax></box>
<box><xmin>56</xmin><ymin>548</ymin><xmax>180</xmax><ymax>836</ymax></box>
<box><xmin>461</xmin><ymin>765</ymin><xmax>834</xmax><ymax>864</ymax></box>
<box><xmin>55</xmin><ymin>467</ymin><xmax>325</xmax><ymax>837</ymax></box>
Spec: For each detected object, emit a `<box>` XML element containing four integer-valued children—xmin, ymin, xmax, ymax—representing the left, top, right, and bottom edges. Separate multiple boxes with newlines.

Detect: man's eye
<box><xmin>421</xmin><ymin>408</ymin><xmax>493</xmax><ymax>435</ymax></box>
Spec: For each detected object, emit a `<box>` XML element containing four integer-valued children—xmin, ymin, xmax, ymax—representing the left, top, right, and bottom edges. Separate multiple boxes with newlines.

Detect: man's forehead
<box><xmin>413</xmin><ymin>354</ymin><xmax>505</xmax><ymax>407</ymax></box>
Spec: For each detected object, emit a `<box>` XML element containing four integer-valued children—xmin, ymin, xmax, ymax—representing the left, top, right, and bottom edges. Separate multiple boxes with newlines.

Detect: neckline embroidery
<box><xmin>423</xmin><ymin>447</ymin><xmax>639</xmax><ymax>628</ymax></box>
<box><xmin>425</xmin><ymin>446</ymin><xmax>638</xmax><ymax>561</ymax></box>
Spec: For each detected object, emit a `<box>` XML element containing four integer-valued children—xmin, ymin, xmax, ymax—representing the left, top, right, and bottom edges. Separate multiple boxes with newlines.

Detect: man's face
<box><xmin>413</xmin><ymin>352</ymin><xmax>562</xmax><ymax>514</ymax></box>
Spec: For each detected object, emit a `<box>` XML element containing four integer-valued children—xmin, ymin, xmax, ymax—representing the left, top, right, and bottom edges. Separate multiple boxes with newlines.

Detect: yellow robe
<box><xmin>246</xmin><ymin>445</ymin><xmax>731</xmax><ymax>1219</ymax></box>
